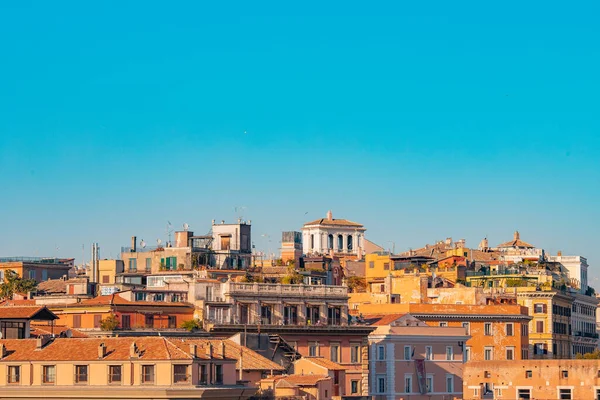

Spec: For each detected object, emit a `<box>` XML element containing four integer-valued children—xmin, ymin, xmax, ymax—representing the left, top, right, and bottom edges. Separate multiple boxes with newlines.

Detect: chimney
<box><xmin>98</xmin><ymin>343</ymin><xmax>106</xmax><ymax>359</ymax></box>
<box><xmin>557</xmin><ymin>250</ymin><xmax>562</xmax><ymax>257</ymax></box>
<box><xmin>206</xmin><ymin>343</ymin><xmax>213</xmax><ymax>358</ymax></box>
<box><xmin>189</xmin><ymin>343</ymin><xmax>197</xmax><ymax>358</ymax></box>
<box><xmin>220</xmin><ymin>341</ymin><xmax>226</xmax><ymax>358</ymax></box>
<box><xmin>36</xmin><ymin>335</ymin><xmax>52</xmax><ymax>349</ymax></box>
<box><xmin>130</xmin><ymin>342</ymin><xmax>138</xmax><ymax>358</ymax></box>
<box><xmin>212</xmin><ymin>219</ymin><xmax>216</xmax><ymax>225</ymax></box>
<box><xmin>514</xmin><ymin>231</ymin><xmax>520</xmax><ymax>241</ymax></box>
<box><xmin>131</xmin><ymin>236</ymin><xmax>137</xmax><ymax>252</ymax></box>
<box><xmin>326</xmin><ymin>210</ymin><xmax>333</xmax><ymax>221</ymax></box>
<box><xmin>221</xmin><ymin>220</ymin><xmax>225</xmax><ymax>224</ymax></box>
<box><xmin>0</xmin><ymin>343</ymin><xmax>6</xmax><ymax>359</ymax></box>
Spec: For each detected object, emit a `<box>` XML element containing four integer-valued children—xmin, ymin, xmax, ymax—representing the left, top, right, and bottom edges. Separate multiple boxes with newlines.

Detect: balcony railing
<box><xmin>225</xmin><ymin>282</ymin><xmax>348</xmax><ymax>297</ymax></box>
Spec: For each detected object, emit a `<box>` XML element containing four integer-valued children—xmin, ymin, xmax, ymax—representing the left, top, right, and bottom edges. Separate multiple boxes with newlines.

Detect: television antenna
<box><xmin>234</xmin><ymin>206</ymin><xmax>247</xmax><ymax>220</ymax></box>
<box><xmin>166</xmin><ymin>221</ymin><xmax>174</xmax><ymax>245</ymax></box>
<box><xmin>183</xmin><ymin>223</ymin><xmax>190</xmax><ymax>231</ymax></box>
<box><xmin>157</xmin><ymin>238</ymin><xmax>163</xmax><ymax>247</ymax></box>
<box><xmin>140</xmin><ymin>239</ymin><xmax>146</xmax><ymax>249</ymax></box>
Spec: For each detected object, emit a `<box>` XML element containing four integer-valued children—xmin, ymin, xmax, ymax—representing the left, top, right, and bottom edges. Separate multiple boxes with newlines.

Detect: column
<box><xmin>299</xmin><ymin>303</ymin><xmax>306</xmax><ymax>325</ymax></box>
<box><xmin>321</xmin><ymin>303</ymin><xmax>328</xmax><ymax>325</ymax></box>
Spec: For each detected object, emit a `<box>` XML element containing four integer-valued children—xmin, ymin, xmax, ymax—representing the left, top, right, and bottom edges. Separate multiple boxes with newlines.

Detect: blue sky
<box><xmin>1</xmin><ymin>2</ymin><xmax>599</xmax><ymax>283</ymax></box>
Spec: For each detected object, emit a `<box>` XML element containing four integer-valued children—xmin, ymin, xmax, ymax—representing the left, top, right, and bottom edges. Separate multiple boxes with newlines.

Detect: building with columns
<box><xmin>301</xmin><ymin>211</ymin><xmax>366</xmax><ymax>257</ymax></box>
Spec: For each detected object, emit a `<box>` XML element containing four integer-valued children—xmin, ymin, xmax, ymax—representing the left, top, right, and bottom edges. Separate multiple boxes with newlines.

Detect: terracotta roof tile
<box><xmin>302</xmin><ymin>357</ymin><xmax>346</xmax><ymax>370</ymax></box>
<box><xmin>170</xmin><ymin>339</ymin><xmax>284</xmax><ymax>371</ymax></box>
<box><xmin>303</xmin><ymin>218</ymin><xmax>363</xmax><ymax>227</ymax></box>
<box><xmin>30</xmin><ymin>324</ymin><xmax>89</xmax><ymax>338</ymax></box>
<box><xmin>0</xmin><ymin>306</ymin><xmax>57</xmax><ymax>320</ymax></box>
<box><xmin>363</xmin><ymin>314</ymin><xmax>406</xmax><ymax>326</ymax></box>
<box><xmin>0</xmin><ymin>337</ymin><xmax>192</xmax><ymax>362</ymax></box>
<box><xmin>273</xmin><ymin>374</ymin><xmax>330</xmax><ymax>386</ymax></box>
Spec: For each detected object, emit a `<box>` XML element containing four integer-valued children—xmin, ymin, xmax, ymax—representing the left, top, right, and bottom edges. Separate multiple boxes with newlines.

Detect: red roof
<box><xmin>0</xmin><ymin>306</ymin><xmax>58</xmax><ymax>320</ymax></box>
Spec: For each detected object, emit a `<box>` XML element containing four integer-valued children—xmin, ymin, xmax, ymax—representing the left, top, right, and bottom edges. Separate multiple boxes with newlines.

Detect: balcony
<box><xmin>224</xmin><ymin>282</ymin><xmax>348</xmax><ymax>298</ymax></box>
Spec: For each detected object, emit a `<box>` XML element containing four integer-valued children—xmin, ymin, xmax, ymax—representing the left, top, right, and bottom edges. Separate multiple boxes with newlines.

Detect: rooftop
<box><xmin>0</xmin><ymin>257</ymin><xmax>73</xmax><ymax>265</ymax></box>
<box><xmin>272</xmin><ymin>374</ymin><xmax>331</xmax><ymax>386</ymax></box>
<box><xmin>300</xmin><ymin>357</ymin><xmax>346</xmax><ymax>371</ymax></box>
<box><xmin>0</xmin><ymin>306</ymin><xmax>58</xmax><ymax>321</ymax></box>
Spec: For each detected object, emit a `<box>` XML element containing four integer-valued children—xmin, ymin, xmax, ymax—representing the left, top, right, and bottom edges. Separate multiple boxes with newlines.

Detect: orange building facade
<box><xmin>358</xmin><ymin>303</ymin><xmax>531</xmax><ymax>362</ymax></box>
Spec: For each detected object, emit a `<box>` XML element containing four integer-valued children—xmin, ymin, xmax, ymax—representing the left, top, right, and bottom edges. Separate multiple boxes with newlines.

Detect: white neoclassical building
<box><xmin>301</xmin><ymin>211</ymin><xmax>366</xmax><ymax>257</ymax></box>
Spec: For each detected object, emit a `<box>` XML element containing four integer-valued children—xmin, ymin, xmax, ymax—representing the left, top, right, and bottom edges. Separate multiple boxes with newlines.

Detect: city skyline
<box><xmin>1</xmin><ymin>1</ymin><xmax>599</xmax><ymax>282</ymax></box>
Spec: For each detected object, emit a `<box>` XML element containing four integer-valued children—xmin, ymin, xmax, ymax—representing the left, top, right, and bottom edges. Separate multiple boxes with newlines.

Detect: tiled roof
<box><xmin>301</xmin><ymin>357</ymin><xmax>346</xmax><ymax>371</ymax></box>
<box><xmin>0</xmin><ymin>299</ymin><xmax>36</xmax><ymax>306</ymax></box>
<box><xmin>0</xmin><ymin>306</ymin><xmax>57</xmax><ymax>320</ymax></box>
<box><xmin>497</xmin><ymin>239</ymin><xmax>535</xmax><ymax>249</ymax></box>
<box><xmin>0</xmin><ymin>337</ymin><xmax>192</xmax><ymax>362</ymax></box>
<box><xmin>30</xmin><ymin>324</ymin><xmax>89</xmax><ymax>338</ymax></box>
<box><xmin>363</xmin><ymin>314</ymin><xmax>406</xmax><ymax>326</ymax></box>
<box><xmin>303</xmin><ymin>218</ymin><xmax>363</xmax><ymax>227</ymax></box>
<box><xmin>170</xmin><ymin>339</ymin><xmax>284</xmax><ymax>371</ymax></box>
<box><xmin>273</xmin><ymin>374</ymin><xmax>330</xmax><ymax>386</ymax></box>
<box><xmin>37</xmin><ymin>279</ymin><xmax>66</xmax><ymax>294</ymax></box>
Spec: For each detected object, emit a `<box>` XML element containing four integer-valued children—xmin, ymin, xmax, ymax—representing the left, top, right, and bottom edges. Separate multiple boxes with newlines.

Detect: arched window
<box><xmin>328</xmin><ymin>234</ymin><xmax>334</xmax><ymax>250</ymax></box>
<box><xmin>310</xmin><ymin>234</ymin><xmax>315</xmax><ymax>250</ymax></box>
<box><xmin>347</xmin><ymin>235</ymin><xmax>353</xmax><ymax>251</ymax></box>
<box><xmin>337</xmin><ymin>235</ymin><xmax>343</xmax><ymax>251</ymax></box>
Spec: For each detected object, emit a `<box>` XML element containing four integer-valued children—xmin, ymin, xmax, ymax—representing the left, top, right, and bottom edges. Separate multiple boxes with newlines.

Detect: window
<box><xmin>404</xmin><ymin>346</ymin><xmax>411</xmax><ymax>360</ymax></box>
<box><xmin>173</xmin><ymin>365</ymin><xmax>189</xmax><ymax>383</ymax></box>
<box><xmin>426</xmin><ymin>375</ymin><xmax>433</xmax><ymax>393</ymax></box>
<box><xmin>42</xmin><ymin>269</ymin><xmax>48</xmax><ymax>280</ymax></box>
<box><xmin>536</xmin><ymin>320</ymin><xmax>544</xmax><ymax>333</ymax></box>
<box><xmin>534</xmin><ymin>343</ymin><xmax>547</xmax><ymax>355</ymax></box>
<box><xmin>145</xmin><ymin>258</ymin><xmax>152</xmax><ymax>271</ymax></box>
<box><xmin>506</xmin><ymin>347</ymin><xmax>515</xmax><ymax>360</ymax></box>
<box><xmin>350</xmin><ymin>343</ymin><xmax>360</xmax><ymax>363</ymax></box>
<box><xmin>404</xmin><ymin>375</ymin><xmax>412</xmax><ymax>393</ymax></box>
<box><xmin>525</xmin><ymin>370</ymin><xmax>532</xmax><ymax>378</ymax></box>
<box><xmin>330</xmin><ymin>344</ymin><xmax>340</xmax><ymax>363</ymax></box>
<box><xmin>462</xmin><ymin>322</ymin><xmax>470</xmax><ymax>334</ymax></box>
<box><xmin>439</xmin><ymin>322</ymin><xmax>448</xmax><ymax>327</ymax></box>
<box><xmin>128</xmin><ymin>258</ymin><xmax>137</xmax><ymax>272</ymax></box>
<box><xmin>369</xmin><ymin>261</ymin><xmax>374</xmax><ymax>269</ymax></box>
<box><xmin>121</xmin><ymin>315</ymin><xmax>131</xmax><ymax>329</ymax></box>
<box><xmin>484</xmin><ymin>347</ymin><xmax>493</xmax><ymax>360</ymax></box>
<box><xmin>377</xmin><ymin>345</ymin><xmax>385</xmax><ymax>360</ymax></box>
<box><xmin>517</xmin><ymin>388</ymin><xmax>531</xmax><ymax>399</ymax></box>
<box><xmin>521</xmin><ymin>323</ymin><xmax>529</xmax><ymax>336</ymax></box>
<box><xmin>534</xmin><ymin>303</ymin><xmax>546</xmax><ymax>313</ymax></box>
<box><xmin>383</xmin><ymin>262</ymin><xmax>390</xmax><ymax>270</ymax></box>
<box><xmin>484</xmin><ymin>322</ymin><xmax>492</xmax><ymax>335</ymax></box>
<box><xmin>465</xmin><ymin>346</ymin><xmax>471</xmax><ymax>362</ymax></box>
<box><xmin>94</xmin><ymin>315</ymin><xmax>102</xmax><ymax>329</ymax></box>
<box><xmin>559</xmin><ymin>388</ymin><xmax>572</xmax><ymax>399</ymax></box>
<box><xmin>199</xmin><ymin>364</ymin><xmax>208</xmax><ymax>385</ymax></box>
<box><xmin>506</xmin><ymin>323</ymin><xmax>514</xmax><ymax>336</ymax></box>
<box><xmin>75</xmin><ymin>365</ymin><xmax>88</xmax><ymax>384</ymax></box>
<box><xmin>425</xmin><ymin>346</ymin><xmax>433</xmax><ymax>360</ymax></box>
<box><xmin>168</xmin><ymin>316</ymin><xmax>177</xmax><ymax>329</ymax></box>
<box><xmin>73</xmin><ymin>314</ymin><xmax>81</xmax><ymax>328</ymax></box>
<box><xmin>102</xmin><ymin>275</ymin><xmax>109</xmax><ymax>283</ymax></box>
<box><xmin>109</xmin><ymin>365</ymin><xmax>122</xmax><ymax>384</ymax></box>
<box><xmin>309</xmin><ymin>342</ymin><xmax>319</xmax><ymax>357</ymax></box>
<box><xmin>29</xmin><ymin>270</ymin><xmax>36</xmax><ymax>280</ymax></box>
<box><xmin>145</xmin><ymin>315</ymin><xmax>154</xmax><ymax>328</ymax></box>
<box><xmin>7</xmin><ymin>366</ymin><xmax>19</xmax><ymax>384</ymax></box>
<box><xmin>215</xmin><ymin>364</ymin><xmax>223</xmax><ymax>385</ymax></box>
<box><xmin>446</xmin><ymin>346</ymin><xmax>453</xmax><ymax>361</ymax></box>
<box><xmin>221</xmin><ymin>236</ymin><xmax>231</xmax><ymax>250</ymax></box>
<box><xmin>446</xmin><ymin>374</ymin><xmax>454</xmax><ymax>393</ymax></box>
<box><xmin>496</xmin><ymin>388</ymin><xmax>503</xmax><ymax>397</ymax></box>
<box><xmin>42</xmin><ymin>365</ymin><xmax>55</xmax><ymax>384</ymax></box>
<box><xmin>377</xmin><ymin>376</ymin><xmax>386</xmax><ymax>393</ymax></box>
<box><xmin>561</xmin><ymin>370</ymin><xmax>568</xmax><ymax>378</ymax></box>
<box><xmin>351</xmin><ymin>380</ymin><xmax>359</xmax><ymax>394</ymax></box>
<box><xmin>142</xmin><ymin>365</ymin><xmax>155</xmax><ymax>384</ymax></box>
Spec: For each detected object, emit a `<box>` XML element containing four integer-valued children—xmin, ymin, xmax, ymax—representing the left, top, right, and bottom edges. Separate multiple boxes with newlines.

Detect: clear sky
<box><xmin>1</xmin><ymin>2</ymin><xmax>599</xmax><ymax>283</ymax></box>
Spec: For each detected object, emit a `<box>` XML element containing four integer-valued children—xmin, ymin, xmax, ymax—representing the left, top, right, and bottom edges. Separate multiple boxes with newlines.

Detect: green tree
<box><xmin>181</xmin><ymin>319</ymin><xmax>203</xmax><ymax>332</ymax></box>
<box><xmin>0</xmin><ymin>270</ymin><xmax>37</xmax><ymax>300</ymax></box>
<box><xmin>347</xmin><ymin>276</ymin><xmax>367</xmax><ymax>293</ymax></box>
<box><xmin>99</xmin><ymin>314</ymin><xmax>120</xmax><ymax>331</ymax></box>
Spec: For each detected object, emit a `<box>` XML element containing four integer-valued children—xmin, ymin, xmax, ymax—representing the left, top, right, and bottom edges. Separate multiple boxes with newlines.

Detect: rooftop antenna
<box><xmin>183</xmin><ymin>223</ymin><xmax>189</xmax><ymax>231</ymax></box>
<box><xmin>234</xmin><ymin>206</ymin><xmax>247</xmax><ymax>220</ymax></box>
<box><xmin>166</xmin><ymin>221</ymin><xmax>173</xmax><ymax>246</ymax></box>
<box><xmin>140</xmin><ymin>239</ymin><xmax>146</xmax><ymax>249</ymax></box>
<box><xmin>157</xmin><ymin>238</ymin><xmax>163</xmax><ymax>248</ymax></box>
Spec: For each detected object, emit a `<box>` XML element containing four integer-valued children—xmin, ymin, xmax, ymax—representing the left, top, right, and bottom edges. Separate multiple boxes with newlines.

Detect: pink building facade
<box><xmin>369</xmin><ymin>314</ymin><xmax>469</xmax><ymax>400</ymax></box>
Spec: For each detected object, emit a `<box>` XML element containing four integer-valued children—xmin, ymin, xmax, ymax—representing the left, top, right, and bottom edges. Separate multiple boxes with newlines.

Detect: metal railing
<box><xmin>225</xmin><ymin>282</ymin><xmax>348</xmax><ymax>297</ymax></box>
<box><xmin>0</xmin><ymin>257</ymin><xmax>70</xmax><ymax>265</ymax></box>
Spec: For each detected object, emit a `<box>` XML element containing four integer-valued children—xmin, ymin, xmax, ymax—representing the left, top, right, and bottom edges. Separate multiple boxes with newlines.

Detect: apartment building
<box><xmin>463</xmin><ymin>359</ymin><xmax>600</xmax><ymax>400</ymax></box>
<box><xmin>0</xmin><ymin>336</ymin><xmax>253</xmax><ymax>399</ymax></box>
<box><xmin>368</xmin><ymin>314</ymin><xmax>469</xmax><ymax>400</ymax></box>
<box><xmin>0</xmin><ymin>257</ymin><xmax>74</xmax><ymax>283</ymax></box>
<box><xmin>358</xmin><ymin>303</ymin><xmax>531</xmax><ymax>362</ymax></box>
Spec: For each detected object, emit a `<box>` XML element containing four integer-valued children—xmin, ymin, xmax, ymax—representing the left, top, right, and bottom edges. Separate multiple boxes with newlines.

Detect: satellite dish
<box><xmin>140</xmin><ymin>240</ymin><xmax>146</xmax><ymax>248</ymax></box>
<box><xmin>157</xmin><ymin>239</ymin><xmax>162</xmax><ymax>246</ymax></box>
<box><xmin>183</xmin><ymin>223</ymin><xmax>189</xmax><ymax>231</ymax></box>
